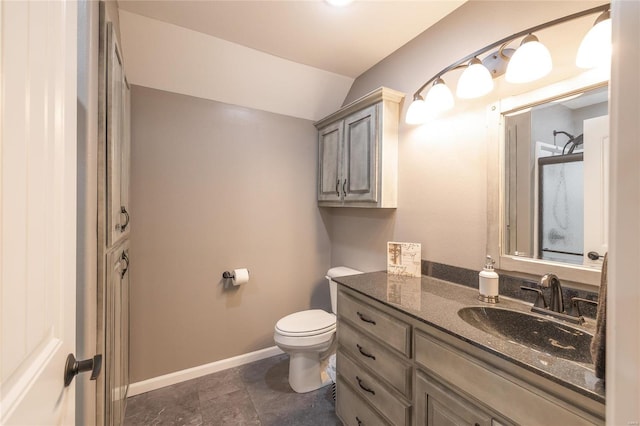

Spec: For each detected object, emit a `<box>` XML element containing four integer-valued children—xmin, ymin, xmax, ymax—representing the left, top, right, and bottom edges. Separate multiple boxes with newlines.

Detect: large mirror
<box><xmin>487</xmin><ymin>73</ymin><xmax>610</xmax><ymax>286</ymax></box>
<box><xmin>503</xmin><ymin>84</ymin><xmax>609</xmax><ymax>268</ymax></box>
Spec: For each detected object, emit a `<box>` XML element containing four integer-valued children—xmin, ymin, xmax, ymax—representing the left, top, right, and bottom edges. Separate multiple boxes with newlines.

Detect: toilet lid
<box><xmin>275</xmin><ymin>309</ymin><xmax>336</xmax><ymax>336</ymax></box>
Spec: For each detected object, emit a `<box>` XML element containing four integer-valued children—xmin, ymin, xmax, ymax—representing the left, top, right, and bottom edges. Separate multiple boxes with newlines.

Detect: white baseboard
<box><xmin>127</xmin><ymin>346</ymin><xmax>284</xmax><ymax>397</ymax></box>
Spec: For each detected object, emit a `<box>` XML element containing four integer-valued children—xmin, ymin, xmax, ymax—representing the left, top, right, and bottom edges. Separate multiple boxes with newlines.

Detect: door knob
<box><xmin>64</xmin><ymin>353</ymin><xmax>102</xmax><ymax>387</ymax></box>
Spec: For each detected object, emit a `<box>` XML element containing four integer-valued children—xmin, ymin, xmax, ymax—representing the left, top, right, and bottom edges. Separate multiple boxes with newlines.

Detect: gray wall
<box><xmin>129</xmin><ymin>86</ymin><xmax>331</xmax><ymax>382</ymax></box>
<box><xmin>329</xmin><ymin>1</ymin><xmax>606</xmax><ymax>273</ymax></box>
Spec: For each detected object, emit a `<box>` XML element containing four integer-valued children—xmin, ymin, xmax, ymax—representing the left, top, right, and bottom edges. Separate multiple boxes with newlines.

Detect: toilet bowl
<box><xmin>274</xmin><ymin>266</ymin><xmax>362</xmax><ymax>393</ymax></box>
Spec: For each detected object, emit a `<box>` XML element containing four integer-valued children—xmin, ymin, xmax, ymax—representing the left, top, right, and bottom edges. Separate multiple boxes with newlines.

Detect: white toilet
<box><xmin>274</xmin><ymin>266</ymin><xmax>362</xmax><ymax>393</ymax></box>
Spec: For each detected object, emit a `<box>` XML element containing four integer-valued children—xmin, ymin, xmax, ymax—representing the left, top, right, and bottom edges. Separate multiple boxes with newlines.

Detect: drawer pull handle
<box><xmin>356</xmin><ymin>376</ymin><xmax>375</xmax><ymax>395</ymax></box>
<box><xmin>356</xmin><ymin>344</ymin><xmax>376</xmax><ymax>360</ymax></box>
<box><xmin>356</xmin><ymin>416</ymin><xmax>363</xmax><ymax>426</ymax></box>
<box><xmin>356</xmin><ymin>311</ymin><xmax>376</xmax><ymax>325</ymax></box>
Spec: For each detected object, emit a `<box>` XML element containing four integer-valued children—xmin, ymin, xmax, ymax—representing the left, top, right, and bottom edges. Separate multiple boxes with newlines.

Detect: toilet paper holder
<box><xmin>222</xmin><ymin>270</ymin><xmax>249</xmax><ymax>279</ymax></box>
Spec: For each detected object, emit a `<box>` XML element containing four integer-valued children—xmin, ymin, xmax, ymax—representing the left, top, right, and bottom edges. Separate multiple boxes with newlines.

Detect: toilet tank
<box><xmin>326</xmin><ymin>266</ymin><xmax>362</xmax><ymax>314</ymax></box>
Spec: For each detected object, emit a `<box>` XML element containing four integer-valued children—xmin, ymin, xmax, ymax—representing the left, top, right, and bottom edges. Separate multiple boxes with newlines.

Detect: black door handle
<box><xmin>64</xmin><ymin>353</ymin><xmax>102</xmax><ymax>387</ymax></box>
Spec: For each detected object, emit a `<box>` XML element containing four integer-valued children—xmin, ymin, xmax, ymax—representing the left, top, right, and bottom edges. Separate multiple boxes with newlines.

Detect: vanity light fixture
<box><xmin>576</xmin><ymin>10</ymin><xmax>612</xmax><ymax>69</ymax></box>
<box><xmin>405</xmin><ymin>94</ymin><xmax>428</xmax><ymax>125</ymax></box>
<box><xmin>457</xmin><ymin>57</ymin><xmax>494</xmax><ymax>99</ymax></box>
<box><xmin>504</xmin><ymin>34</ymin><xmax>553</xmax><ymax>83</ymax></box>
<box><xmin>325</xmin><ymin>0</ymin><xmax>353</xmax><ymax>7</ymax></box>
<box><xmin>406</xmin><ymin>3</ymin><xmax>611</xmax><ymax>125</ymax></box>
<box><xmin>425</xmin><ymin>78</ymin><xmax>455</xmax><ymax>113</ymax></box>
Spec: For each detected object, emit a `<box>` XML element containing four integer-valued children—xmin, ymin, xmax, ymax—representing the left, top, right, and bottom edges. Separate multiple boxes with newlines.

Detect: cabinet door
<box><xmin>416</xmin><ymin>371</ymin><xmax>494</xmax><ymax>426</ymax></box>
<box><xmin>343</xmin><ymin>105</ymin><xmax>378</xmax><ymax>203</ymax></box>
<box><xmin>121</xmin><ymin>79</ymin><xmax>131</xmax><ymax>237</ymax></box>
<box><xmin>318</xmin><ymin>121</ymin><xmax>343</xmax><ymax>202</ymax></box>
<box><xmin>106</xmin><ymin>23</ymin><xmax>130</xmax><ymax>247</ymax></box>
<box><xmin>106</xmin><ymin>241</ymin><xmax>130</xmax><ymax>426</ymax></box>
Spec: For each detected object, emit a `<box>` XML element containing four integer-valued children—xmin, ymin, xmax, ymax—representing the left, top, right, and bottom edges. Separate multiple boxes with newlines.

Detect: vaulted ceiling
<box><xmin>117</xmin><ymin>0</ymin><xmax>466</xmax><ymax>120</ymax></box>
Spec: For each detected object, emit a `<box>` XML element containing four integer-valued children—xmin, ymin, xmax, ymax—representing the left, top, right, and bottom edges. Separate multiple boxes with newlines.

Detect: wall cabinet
<box><xmin>335</xmin><ymin>285</ymin><xmax>605</xmax><ymax>426</ymax></box>
<box><xmin>315</xmin><ymin>87</ymin><xmax>404</xmax><ymax>208</ymax></box>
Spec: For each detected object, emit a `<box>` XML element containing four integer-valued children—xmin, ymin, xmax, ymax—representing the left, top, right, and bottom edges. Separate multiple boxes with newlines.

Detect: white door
<box><xmin>0</xmin><ymin>1</ymin><xmax>78</xmax><ymax>424</ymax></box>
<box><xmin>583</xmin><ymin>115</ymin><xmax>610</xmax><ymax>266</ymax></box>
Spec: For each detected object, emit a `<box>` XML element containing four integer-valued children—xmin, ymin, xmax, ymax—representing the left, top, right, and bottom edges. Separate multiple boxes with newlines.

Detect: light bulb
<box><xmin>576</xmin><ymin>11</ymin><xmax>611</xmax><ymax>69</ymax></box>
<box><xmin>505</xmin><ymin>34</ymin><xmax>552</xmax><ymax>84</ymax></box>
<box><xmin>456</xmin><ymin>58</ymin><xmax>494</xmax><ymax>99</ymax></box>
<box><xmin>405</xmin><ymin>95</ymin><xmax>428</xmax><ymax>125</ymax></box>
<box><xmin>424</xmin><ymin>78</ymin><xmax>454</xmax><ymax>114</ymax></box>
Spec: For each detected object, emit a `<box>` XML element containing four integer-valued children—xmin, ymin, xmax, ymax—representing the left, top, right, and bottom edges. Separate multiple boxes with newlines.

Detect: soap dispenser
<box><xmin>479</xmin><ymin>255</ymin><xmax>499</xmax><ymax>303</ymax></box>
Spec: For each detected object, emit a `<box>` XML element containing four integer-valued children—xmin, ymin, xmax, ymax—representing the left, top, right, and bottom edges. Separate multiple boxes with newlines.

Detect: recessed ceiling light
<box><xmin>325</xmin><ymin>0</ymin><xmax>353</xmax><ymax>7</ymax></box>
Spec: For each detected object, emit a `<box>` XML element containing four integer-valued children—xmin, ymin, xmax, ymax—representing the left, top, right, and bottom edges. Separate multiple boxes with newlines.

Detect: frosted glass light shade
<box><xmin>425</xmin><ymin>78</ymin><xmax>454</xmax><ymax>114</ymax></box>
<box><xmin>325</xmin><ymin>0</ymin><xmax>353</xmax><ymax>6</ymax></box>
<box><xmin>576</xmin><ymin>12</ymin><xmax>611</xmax><ymax>69</ymax></box>
<box><xmin>405</xmin><ymin>96</ymin><xmax>428</xmax><ymax>125</ymax></box>
<box><xmin>456</xmin><ymin>58</ymin><xmax>494</xmax><ymax>99</ymax></box>
<box><xmin>505</xmin><ymin>34</ymin><xmax>552</xmax><ymax>84</ymax></box>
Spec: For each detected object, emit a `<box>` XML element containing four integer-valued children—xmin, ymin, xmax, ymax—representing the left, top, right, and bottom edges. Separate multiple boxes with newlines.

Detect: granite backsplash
<box><xmin>421</xmin><ymin>259</ymin><xmax>599</xmax><ymax>319</ymax></box>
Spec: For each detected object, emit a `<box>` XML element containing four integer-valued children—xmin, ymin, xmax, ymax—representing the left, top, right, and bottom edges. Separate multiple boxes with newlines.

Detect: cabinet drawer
<box><xmin>336</xmin><ymin>381</ymin><xmax>390</xmax><ymax>426</ymax></box>
<box><xmin>338</xmin><ymin>290</ymin><xmax>410</xmax><ymax>356</ymax></box>
<box><xmin>337</xmin><ymin>351</ymin><xmax>410</xmax><ymax>426</ymax></box>
<box><xmin>338</xmin><ymin>321</ymin><xmax>411</xmax><ymax>397</ymax></box>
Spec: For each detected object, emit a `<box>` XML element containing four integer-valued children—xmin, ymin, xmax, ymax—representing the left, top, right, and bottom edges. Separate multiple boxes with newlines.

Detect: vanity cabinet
<box><xmin>315</xmin><ymin>87</ymin><xmax>404</xmax><ymax>208</ymax></box>
<box><xmin>336</xmin><ymin>289</ymin><xmax>412</xmax><ymax>426</ymax></box>
<box><xmin>414</xmin><ymin>326</ymin><xmax>603</xmax><ymax>426</ymax></box>
<box><xmin>335</xmin><ymin>283</ymin><xmax>605</xmax><ymax>426</ymax></box>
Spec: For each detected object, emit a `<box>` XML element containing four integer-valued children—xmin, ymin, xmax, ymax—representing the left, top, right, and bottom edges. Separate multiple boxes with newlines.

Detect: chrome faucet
<box><xmin>539</xmin><ymin>273</ymin><xmax>564</xmax><ymax>313</ymax></box>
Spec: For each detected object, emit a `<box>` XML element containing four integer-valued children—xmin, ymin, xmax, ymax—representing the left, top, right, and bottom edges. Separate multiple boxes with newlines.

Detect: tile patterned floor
<box><xmin>123</xmin><ymin>354</ymin><xmax>341</xmax><ymax>426</ymax></box>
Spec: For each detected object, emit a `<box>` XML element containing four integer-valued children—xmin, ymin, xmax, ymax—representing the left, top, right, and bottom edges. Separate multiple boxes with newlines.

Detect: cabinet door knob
<box><xmin>342</xmin><ymin>179</ymin><xmax>347</xmax><ymax>196</ymax></box>
<box><xmin>356</xmin><ymin>416</ymin><xmax>363</xmax><ymax>426</ymax></box>
<box><xmin>336</xmin><ymin>179</ymin><xmax>340</xmax><ymax>197</ymax></box>
<box><xmin>117</xmin><ymin>206</ymin><xmax>130</xmax><ymax>232</ymax></box>
<box><xmin>120</xmin><ymin>251</ymin><xmax>130</xmax><ymax>278</ymax></box>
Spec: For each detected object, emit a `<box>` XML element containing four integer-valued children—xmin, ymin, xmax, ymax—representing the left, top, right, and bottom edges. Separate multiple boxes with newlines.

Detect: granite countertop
<box><xmin>334</xmin><ymin>271</ymin><xmax>605</xmax><ymax>403</ymax></box>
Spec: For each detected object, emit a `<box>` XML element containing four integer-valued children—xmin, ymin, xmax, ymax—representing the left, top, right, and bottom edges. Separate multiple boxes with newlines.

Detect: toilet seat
<box><xmin>275</xmin><ymin>309</ymin><xmax>336</xmax><ymax>337</ymax></box>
